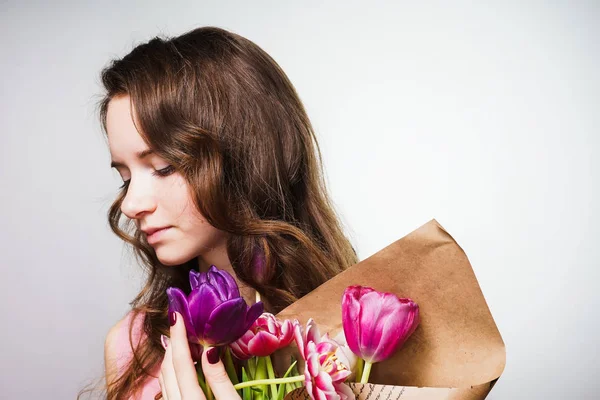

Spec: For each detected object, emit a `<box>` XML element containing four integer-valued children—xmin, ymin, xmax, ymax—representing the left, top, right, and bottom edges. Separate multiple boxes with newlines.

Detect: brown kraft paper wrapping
<box><xmin>276</xmin><ymin>219</ymin><xmax>506</xmax><ymax>400</ymax></box>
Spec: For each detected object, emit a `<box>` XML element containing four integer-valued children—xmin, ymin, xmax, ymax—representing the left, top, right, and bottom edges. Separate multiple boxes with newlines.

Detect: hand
<box><xmin>158</xmin><ymin>311</ymin><xmax>241</xmax><ymax>400</ymax></box>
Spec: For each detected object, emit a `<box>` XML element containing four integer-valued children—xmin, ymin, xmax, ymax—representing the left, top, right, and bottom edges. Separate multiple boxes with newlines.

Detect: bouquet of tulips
<box><xmin>166</xmin><ymin>266</ymin><xmax>420</xmax><ymax>400</ymax></box>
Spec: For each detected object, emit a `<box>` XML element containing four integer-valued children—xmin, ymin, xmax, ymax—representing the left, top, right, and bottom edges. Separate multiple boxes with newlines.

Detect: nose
<box><xmin>120</xmin><ymin>178</ymin><xmax>157</xmax><ymax>219</ymax></box>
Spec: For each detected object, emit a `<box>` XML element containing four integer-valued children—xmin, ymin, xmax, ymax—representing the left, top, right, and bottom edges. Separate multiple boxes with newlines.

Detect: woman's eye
<box><xmin>117</xmin><ymin>166</ymin><xmax>174</xmax><ymax>190</ymax></box>
<box><xmin>152</xmin><ymin>165</ymin><xmax>175</xmax><ymax>177</ymax></box>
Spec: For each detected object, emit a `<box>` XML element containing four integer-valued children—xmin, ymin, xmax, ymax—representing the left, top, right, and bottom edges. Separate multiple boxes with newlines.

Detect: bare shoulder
<box><xmin>104</xmin><ymin>313</ymin><xmax>130</xmax><ymax>386</ymax></box>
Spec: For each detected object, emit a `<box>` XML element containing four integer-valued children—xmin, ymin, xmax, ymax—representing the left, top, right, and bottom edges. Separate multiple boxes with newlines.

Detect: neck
<box><xmin>196</xmin><ymin>252</ymin><xmax>259</xmax><ymax>307</ymax></box>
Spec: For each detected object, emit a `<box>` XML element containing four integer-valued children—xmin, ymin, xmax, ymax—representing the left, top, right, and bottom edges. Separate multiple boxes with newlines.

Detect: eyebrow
<box><xmin>110</xmin><ymin>149</ymin><xmax>155</xmax><ymax>169</ymax></box>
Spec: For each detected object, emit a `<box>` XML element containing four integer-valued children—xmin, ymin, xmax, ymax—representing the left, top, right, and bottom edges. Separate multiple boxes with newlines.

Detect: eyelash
<box><xmin>119</xmin><ymin>165</ymin><xmax>175</xmax><ymax>190</ymax></box>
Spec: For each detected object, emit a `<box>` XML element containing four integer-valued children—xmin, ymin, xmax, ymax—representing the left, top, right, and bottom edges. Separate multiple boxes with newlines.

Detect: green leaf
<box><xmin>196</xmin><ymin>364</ymin><xmax>209</xmax><ymax>398</ymax></box>
<box><xmin>242</xmin><ymin>367</ymin><xmax>251</xmax><ymax>400</ymax></box>
<box><xmin>253</xmin><ymin>357</ymin><xmax>267</xmax><ymax>400</ymax></box>
<box><xmin>247</xmin><ymin>357</ymin><xmax>257</xmax><ymax>380</ymax></box>
<box><xmin>265</xmin><ymin>356</ymin><xmax>278</xmax><ymax>399</ymax></box>
<box><xmin>290</xmin><ymin>362</ymin><xmax>302</xmax><ymax>388</ymax></box>
<box><xmin>251</xmin><ymin>386</ymin><xmax>266</xmax><ymax>400</ymax></box>
<box><xmin>290</xmin><ymin>362</ymin><xmax>299</xmax><ymax>376</ymax></box>
<box><xmin>276</xmin><ymin>360</ymin><xmax>299</xmax><ymax>400</ymax></box>
<box><xmin>223</xmin><ymin>347</ymin><xmax>240</xmax><ymax>385</ymax></box>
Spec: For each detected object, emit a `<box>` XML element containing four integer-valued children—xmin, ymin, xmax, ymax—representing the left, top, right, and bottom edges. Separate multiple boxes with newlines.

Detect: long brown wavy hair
<box><xmin>78</xmin><ymin>26</ymin><xmax>358</xmax><ymax>399</ymax></box>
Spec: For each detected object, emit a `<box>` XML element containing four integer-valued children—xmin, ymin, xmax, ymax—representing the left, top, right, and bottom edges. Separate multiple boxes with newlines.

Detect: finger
<box><xmin>170</xmin><ymin>311</ymin><xmax>205</xmax><ymax>399</ymax></box>
<box><xmin>158</xmin><ymin>371</ymin><xmax>169</xmax><ymax>400</ymax></box>
<box><xmin>202</xmin><ymin>347</ymin><xmax>241</xmax><ymax>400</ymax></box>
<box><xmin>161</xmin><ymin>336</ymin><xmax>181</xmax><ymax>400</ymax></box>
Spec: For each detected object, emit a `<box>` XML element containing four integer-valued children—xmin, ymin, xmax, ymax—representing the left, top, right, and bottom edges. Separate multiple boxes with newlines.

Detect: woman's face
<box><xmin>106</xmin><ymin>95</ymin><xmax>228</xmax><ymax>267</ymax></box>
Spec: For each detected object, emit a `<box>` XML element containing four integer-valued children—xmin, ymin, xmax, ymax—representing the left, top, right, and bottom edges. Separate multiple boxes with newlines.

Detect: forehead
<box><xmin>106</xmin><ymin>95</ymin><xmax>147</xmax><ymax>159</ymax></box>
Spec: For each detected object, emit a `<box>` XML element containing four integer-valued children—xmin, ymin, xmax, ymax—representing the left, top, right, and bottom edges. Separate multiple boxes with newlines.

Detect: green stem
<box><xmin>360</xmin><ymin>361</ymin><xmax>373</xmax><ymax>384</ymax></box>
<box><xmin>354</xmin><ymin>357</ymin><xmax>364</xmax><ymax>383</ymax></box>
<box><xmin>196</xmin><ymin>365</ymin><xmax>209</xmax><ymax>398</ymax></box>
<box><xmin>264</xmin><ymin>356</ymin><xmax>278</xmax><ymax>399</ymax></box>
<box><xmin>206</xmin><ymin>379</ymin><xmax>214</xmax><ymax>400</ymax></box>
<box><xmin>223</xmin><ymin>347</ymin><xmax>240</xmax><ymax>385</ymax></box>
<box><xmin>233</xmin><ymin>375</ymin><xmax>305</xmax><ymax>390</ymax></box>
<box><xmin>247</xmin><ymin>357</ymin><xmax>257</xmax><ymax>380</ymax></box>
<box><xmin>254</xmin><ymin>356</ymin><xmax>267</xmax><ymax>400</ymax></box>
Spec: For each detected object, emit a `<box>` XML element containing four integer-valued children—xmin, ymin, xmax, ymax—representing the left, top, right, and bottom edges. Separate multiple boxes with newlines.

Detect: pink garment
<box><xmin>115</xmin><ymin>310</ymin><xmax>162</xmax><ymax>399</ymax></box>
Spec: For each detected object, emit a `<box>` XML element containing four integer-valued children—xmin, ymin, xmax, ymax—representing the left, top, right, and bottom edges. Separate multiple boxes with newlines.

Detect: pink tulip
<box><xmin>229</xmin><ymin>312</ymin><xmax>295</xmax><ymax>359</ymax></box>
<box><xmin>342</xmin><ymin>285</ymin><xmax>419</xmax><ymax>364</ymax></box>
<box><xmin>294</xmin><ymin>319</ymin><xmax>354</xmax><ymax>400</ymax></box>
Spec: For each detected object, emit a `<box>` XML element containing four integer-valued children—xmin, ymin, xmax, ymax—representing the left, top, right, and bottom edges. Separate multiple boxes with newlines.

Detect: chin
<box><xmin>155</xmin><ymin>249</ymin><xmax>194</xmax><ymax>267</ymax></box>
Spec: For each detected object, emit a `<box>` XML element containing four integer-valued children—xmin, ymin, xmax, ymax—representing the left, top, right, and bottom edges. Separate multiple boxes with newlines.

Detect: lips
<box><xmin>144</xmin><ymin>226</ymin><xmax>173</xmax><ymax>245</ymax></box>
<box><xmin>142</xmin><ymin>226</ymin><xmax>171</xmax><ymax>236</ymax></box>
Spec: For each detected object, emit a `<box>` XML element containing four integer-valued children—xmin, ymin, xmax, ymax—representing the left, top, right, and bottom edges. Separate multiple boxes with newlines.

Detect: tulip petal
<box><xmin>311</xmin><ymin>384</ymin><xmax>328</xmax><ymax>400</ymax></box>
<box><xmin>210</xmin><ymin>267</ymin><xmax>240</xmax><ymax>300</ymax></box>
<box><xmin>198</xmin><ymin>268</ymin><xmax>209</xmax><ymax>285</ymax></box>
<box><xmin>329</xmin><ymin>365</ymin><xmax>351</xmax><ymax>383</ymax></box>
<box><xmin>189</xmin><ymin>269</ymin><xmax>201</xmax><ymax>290</ymax></box>
<box><xmin>370</xmin><ymin>293</ymin><xmax>413</xmax><ymax>361</ymax></box>
<box><xmin>221</xmin><ymin>269</ymin><xmax>241</xmax><ymax>299</ymax></box>
<box><xmin>371</xmin><ymin>298</ymin><xmax>419</xmax><ymax>362</ymax></box>
<box><xmin>304</xmin><ymin>374</ymin><xmax>317</xmax><ymax>400</ymax></box>
<box><xmin>166</xmin><ymin>287</ymin><xmax>198</xmax><ymax>340</ymax></box>
<box><xmin>306</xmin><ymin>341</ymin><xmax>321</xmax><ymax>377</ymax></box>
<box><xmin>188</xmin><ymin>284</ymin><xmax>222</xmax><ymax>338</ymax></box>
<box><xmin>334</xmin><ymin>382</ymin><xmax>354</xmax><ymax>400</ymax></box>
<box><xmin>266</xmin><ymin>314</ymin><xmax>277</xmax><ymax>332</ymax></box>
<box><xmin>204</xmin><ymin>298</ymin><xmax>247</xmax><ymax>345</ymax></box>
<box><xmin>293</xmin><ymin>319</ymin><xmax>306</xmax><ymax>360</ymax></box>
<box><xmin>248</xmin><ymin>331</ymin><xmax>279</xmax><ymax>357</ymax></box>
<box><xmin>334</xmin><ymin>343</ymin><xmax>357</xmax><ymax>374</ymax></box>
<box><xmin>306</xmin><ymin>318</ymin><xmax>321</xmax><ymax>345</ymax></box>
<box><xmin>229</xmin><ymin>329</ymin><xmax>254</xmax><ymax>360</ymax></box>
<box><xmin>205</xmin><ymin>265</ymin><xmax>240</xmax><ymax>300</ymax></box>
<box><xmin>278</xmin><ymin>319</ymin><xmax>295</xmax><ymax>347</ymax></box>
<box><xmin>314</xmin><ymin>371</ymin><xmax>335</xmax><ymax>394</ymax></box>
<box><xmin>315</xmin><ymin>340</ymin><xmax>337</xmax><ymax>356</ymax></box>
<box><xmin>210</xmin><ymin>272</ymin><xmax>228</xmax><ymax>300</ymax></box>
<box><xmin>369</xmin><ymin>295</ymin><xmax>406</xmax><ymax>361</ymax></box>
<box><xmin>357</xmin><ymin>290</ymin><xmax>396</xmax><ymax>360</ymax></box>
<box><xmin>371</xmin><ymin>293</ymin><xmax>396</xmax><ymax>346</ymax></box>
<box><xmin>244</xmin><ymin>301</ymin><xmax>264</xmax><ymax>332</ymax></box>
<box><xmin>341</xmin><ymin>287</ymin><xmax>362</xmax><ymax>357</ymax></box>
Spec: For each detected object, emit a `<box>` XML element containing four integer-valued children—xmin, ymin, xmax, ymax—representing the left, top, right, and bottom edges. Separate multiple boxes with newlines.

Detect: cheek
<box><xmin>179</xmin><ymin>195</ymin><xmax>207</xmax><ymax>226</ymax></box>
<box><xmin>166</xmin><ymin>177</ymin><xmax>226</xmax><ymax>242</ymax></box>
<box><xmin>183</xmin><ymin>205</ymin><xmax>227</xmax><ymax>244</ymax></box>
<box><xmin>164</xmin><ymin>177</ymin><xmax>199</xmax><ymax>221</ymax></box>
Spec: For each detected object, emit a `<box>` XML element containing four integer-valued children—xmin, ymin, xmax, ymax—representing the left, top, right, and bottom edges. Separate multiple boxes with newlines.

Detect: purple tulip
<box><xmin>342</xmin><ymin>285</ymin><xmax>419</xmax><ymax>364</ymax></box>
<box><xmin>167</xmin><ymin>265</ymin><xmax>264</xmax><ymax>358</ymax></box>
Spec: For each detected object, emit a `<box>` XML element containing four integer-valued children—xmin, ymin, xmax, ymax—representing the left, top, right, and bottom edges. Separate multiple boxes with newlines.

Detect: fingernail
<box><xmin>207</xmin><ymin>347</ymin><xmax>220</xmax><ymax>364</ymax></box>
<box><xmin>169</xmin><ymin>311</ymin><xmax>177</xmax><ymax>326</ymax></box>
<box><xmin>160</xmin><ymin>334</ymin><xmax>169</xmax><ymax>349</ymax></box>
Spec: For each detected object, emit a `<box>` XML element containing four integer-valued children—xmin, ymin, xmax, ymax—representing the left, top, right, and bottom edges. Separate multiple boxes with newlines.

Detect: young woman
<box><xmin>79</xmin><ymin>26</ymin><xmax>358</xmax><ymax>399</ymax></box>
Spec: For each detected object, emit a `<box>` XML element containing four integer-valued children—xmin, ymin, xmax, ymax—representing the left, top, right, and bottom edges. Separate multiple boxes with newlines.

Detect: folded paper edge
<box><xmin>285</xmin><ymin>380</ymin><xmax>496</xmax><ymax>400</ymax></box>
<box><xmin>429</xmin><ymin>218</ymin><xmax>507</xmax><ymax>380</ymax></box>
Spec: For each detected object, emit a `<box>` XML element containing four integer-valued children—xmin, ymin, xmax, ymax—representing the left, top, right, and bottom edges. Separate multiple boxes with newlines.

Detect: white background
<box><xmin>1</xmin><ymin>1</ymin><xmax>598</xmax><ymax>399</ymax></box>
